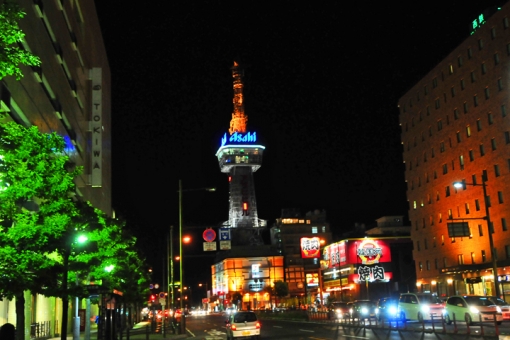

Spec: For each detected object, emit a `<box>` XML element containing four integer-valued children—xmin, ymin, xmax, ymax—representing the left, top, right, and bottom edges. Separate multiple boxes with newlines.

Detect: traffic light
<box><xmin>150</xmin><ymin>294</ymin><xmax>156</xmax><ymax>302</ymax></box>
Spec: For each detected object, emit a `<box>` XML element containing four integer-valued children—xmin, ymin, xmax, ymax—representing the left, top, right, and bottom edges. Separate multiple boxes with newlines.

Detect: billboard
<box><xmin>323</xmin><ymin>238</ymin><xmax>392</xmax><ymax>283</ymax></box>
<box><xmin>300</xmin><ymin>237</ymin><xmax>321</xmax><ymax>258</ymax></box>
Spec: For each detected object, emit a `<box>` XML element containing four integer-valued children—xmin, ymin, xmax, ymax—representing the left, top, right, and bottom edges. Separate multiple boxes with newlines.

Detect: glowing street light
<box><xmin>453</xmin><ymin>175</ymin><xmax>499</xmax><ymax>297</ymax></box>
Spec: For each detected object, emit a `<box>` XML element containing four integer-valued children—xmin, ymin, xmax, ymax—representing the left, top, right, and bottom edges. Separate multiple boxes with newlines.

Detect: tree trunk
<box><xmin>15</xmin><ymin>292</ymin><xmax>25</xmax><ymax>340</ymax></box>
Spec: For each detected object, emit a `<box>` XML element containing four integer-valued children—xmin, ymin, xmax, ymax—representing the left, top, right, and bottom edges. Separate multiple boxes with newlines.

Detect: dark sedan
<box><xmin>349</xmin><ymin>300</ymin><xmax>378</xmax><ymax>320</ymax></box>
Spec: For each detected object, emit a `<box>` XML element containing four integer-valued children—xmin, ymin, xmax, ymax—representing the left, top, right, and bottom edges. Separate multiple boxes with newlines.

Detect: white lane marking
<box><xmin>299</xmin><ymin>329</ymin><xmax>314</xmax><ymax>332</ymax></box>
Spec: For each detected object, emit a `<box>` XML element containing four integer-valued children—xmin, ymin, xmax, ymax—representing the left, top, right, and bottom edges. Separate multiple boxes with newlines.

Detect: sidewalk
<box><xmin>47</xmin><ymin>321</ymin><xmax>191</xmax><ymax>340</ymax></box>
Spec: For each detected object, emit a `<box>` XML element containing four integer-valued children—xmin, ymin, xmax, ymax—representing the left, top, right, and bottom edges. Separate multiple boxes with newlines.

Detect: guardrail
<box><xmin>306</xmin><ymin>311</ymin><xmax>502</xmax><ymax>336</ymax></box>
<box><xmin>30</xmin><ymin>321</ymin><xmax>51</xmax><ymax>339</ymax></box>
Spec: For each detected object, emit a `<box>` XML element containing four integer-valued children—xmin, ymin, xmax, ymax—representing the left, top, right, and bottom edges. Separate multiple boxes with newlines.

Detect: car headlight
<box><xmin>497</xmin><ymin>306</ymin><xmax>502</xmax><ymax>313</ymax></box>
<box><xmin>421</xmin><ymin>305</ymin><xmax>430</xmax><ymax>313</ymax></box>
<box><xmin>361</xmin><ymin>307</ymin><xmax>368</xmax><ymax>314</ymax></box>
<box><xmin>388</xmin><ymin>306</ymin><xmax>397</xmax><ymax>314</ymax></box>
<box><xmin>349</xmin><ymin>308</ymin><xmax>353</xmax><ymax>313</ymax></box>
<box><xmin>469</xmin><ymin>306</ymin><xmax>480</xmax><ymax>314</ymax></box>
<box><xmin>375</xmin><ymin>309</ymin><xmax>379</xmax><ymax>314</ymax></box>
<box><xmin>335</xmin><ymin>309</ymin><xmax>341</xmax><ymax>313</ymax></box>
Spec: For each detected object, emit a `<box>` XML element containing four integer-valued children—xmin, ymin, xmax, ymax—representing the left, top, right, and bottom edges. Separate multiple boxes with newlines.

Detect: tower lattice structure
<box><xmin>216</xmin><ymin>62</ymin><xmax>266</xmax><ymax>244</ymax></box>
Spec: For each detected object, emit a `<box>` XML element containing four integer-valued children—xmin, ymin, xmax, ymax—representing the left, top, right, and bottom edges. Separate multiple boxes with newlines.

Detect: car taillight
<box><xmin>256</xmin><ymin>322</ymin><xmax>260</xmax><ymax>329</ymax></box>
<box><xmin>230</xmin><ymin>324</ymin><xmax>236</xmax><ymax>331</ymax></box>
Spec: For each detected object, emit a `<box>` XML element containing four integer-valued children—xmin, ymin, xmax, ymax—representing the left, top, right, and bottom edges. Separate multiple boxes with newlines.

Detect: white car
<box><xmin>398</xmin><ymin>293</ymin><xmax>445</xmax><ymax>321</ymax></box>
<box><xmin>444</xmin><ymin>295</ymin><xmax>502</xmax><ymax>325</ymax></box>
<box><xmin>225</xmin><ymin>307</ymin><xmax>236</xmax><ymax>315</ymax></box>
<box><xmin>225</xmin><ymin>311</ymin><xmax>260</xmax><ymax>339</ymax></box>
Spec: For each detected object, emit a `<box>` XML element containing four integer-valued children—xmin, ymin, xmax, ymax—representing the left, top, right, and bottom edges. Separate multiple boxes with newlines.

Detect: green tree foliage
<box><xmin>0</xmin><ymin>0</ymin><xmax>40</xmax><ymax>79</ymax></box>
<box><xmin>274</xmin><ymin>280</ymin><xmax>289</xmax><ymax>298</ymax></box>
<box><xmin>0</xmin><ymin>122</ymin><xmax>81</xmax><ymax>339</ymax></box>
<box><xmin>0</xmin><ymin>122</ymin><xmax>81</xmax><ymax>299</ymax></box>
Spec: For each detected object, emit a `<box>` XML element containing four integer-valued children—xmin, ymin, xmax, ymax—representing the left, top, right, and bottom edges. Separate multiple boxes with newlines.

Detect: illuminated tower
<box><xmin>216</xmin><ymin>62</ymin><xmax>266</xmax><ymax>237</ymax></box>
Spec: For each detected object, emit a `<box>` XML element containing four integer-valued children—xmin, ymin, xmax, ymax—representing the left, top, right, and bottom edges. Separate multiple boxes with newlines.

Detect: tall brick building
<box><xmin>398</xmin><ymin>4</ymin><xmax>510</xmax><ymax>298</ymax></box>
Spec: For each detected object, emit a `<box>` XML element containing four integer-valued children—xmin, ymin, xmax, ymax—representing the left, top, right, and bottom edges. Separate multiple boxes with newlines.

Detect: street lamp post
<box><xmin>178</xmin><ymin>180</ymin><xmax>215</xmax><ymax>334</ymax></box>
<box><xmin>61</xmin><ymin>235</ymin><xmax>88</xmax><ymax>340</ymax></box>
<box><xmin>454</xmin><ymin>175</ymin><xmax>500</xmax><ymax>297</ymax></box>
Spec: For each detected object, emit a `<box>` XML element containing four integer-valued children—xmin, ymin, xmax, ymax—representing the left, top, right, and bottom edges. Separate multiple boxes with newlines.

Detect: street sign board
<box><xmin>159</xmin><ymin>298</ymin><xmax>166</xmax><ymax>306</ymax></box>
<box><xmin>203</xmin><ymin>228</ymin><xmax>217</xmax><ymax>242</ymax></box>
<box><xmin>159</xmin><ymin>292</ymin><xmax>166</xmax><ymax>298</ymax></box>
<box><xmin>219</xmin><ymin>228</ymin><xmax>231</xmax><ymax>241</ymax></box>
<box><xmin>203</xmin><ymin>242</ymin><xmax>217</xmax><ymax>251</ymax></box>
<box><xmin>220</xmin><ymin>240</ymin><xmax>231</xmax><ymax>250</ymax></box>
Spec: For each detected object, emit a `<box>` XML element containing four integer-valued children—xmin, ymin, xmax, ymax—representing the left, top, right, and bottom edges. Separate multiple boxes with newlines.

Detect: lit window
<box><xmin>311</xmin><ymin>226</ymin><xmax>318</xmax><ymax>234</ymax></box>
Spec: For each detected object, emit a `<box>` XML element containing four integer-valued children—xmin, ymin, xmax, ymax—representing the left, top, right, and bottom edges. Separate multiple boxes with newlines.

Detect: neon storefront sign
<box><xmin>221</xmin><ymin>131</ymin><xmax>257</xmax><ymax>146</ymax></box>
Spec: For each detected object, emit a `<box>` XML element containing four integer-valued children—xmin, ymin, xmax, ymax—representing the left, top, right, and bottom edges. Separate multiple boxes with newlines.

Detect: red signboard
<box><xmin>324</xmin><ymin>239</ymin><xmax>391</xmax><ymax>268</ymax></box>
<box><xmin>300</xmin><ymin>237</ymin><xmax>321</xmax><ymax>258</ymax></box>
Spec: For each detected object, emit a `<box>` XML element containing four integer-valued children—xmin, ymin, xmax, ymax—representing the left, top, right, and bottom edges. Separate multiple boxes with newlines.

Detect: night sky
<box><xmin>94</xmin><ymin>1</ymin><xmax>506</xmax><ymax>290</ymax></box>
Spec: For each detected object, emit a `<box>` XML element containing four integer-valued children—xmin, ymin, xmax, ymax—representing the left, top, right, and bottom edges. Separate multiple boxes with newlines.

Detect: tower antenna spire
<box><xmin>229</xmin><ymin>61</ymin><xmax>247</xmax><ymax>134</ymax></box>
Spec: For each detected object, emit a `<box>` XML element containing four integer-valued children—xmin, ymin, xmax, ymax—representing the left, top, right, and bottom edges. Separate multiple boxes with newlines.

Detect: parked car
<box><xmin>328</xmin><ymin>301</ymin><xmax>350</xmax><ymax>319</ymax></box>
<box><xmin>349</xmin><ymin>300</ymin><xmax>378</xmax><ymax>320</ymax></box>
<box><xmin>398</xmin><ymin>293</ymin><xmax>445</xmax><ymax>321</ymax></box>
<box><xmin>376</xmin><ymin>297</ymin><xmax>400</xmax><ymax>321</ymax></box>
<box><xmin>487</xmin><ymin>296</ymin><xmax>510</xmax><ymax>320</ymax></box>
<box><xmin>225</xmin><ymin>311</ymin><xmax>260</xmax><ymax>339</ymax></box>
<box><xmin>443</xmin><ymin>295</ymin><xmax>503</xmax><ymax>325</ymax></box>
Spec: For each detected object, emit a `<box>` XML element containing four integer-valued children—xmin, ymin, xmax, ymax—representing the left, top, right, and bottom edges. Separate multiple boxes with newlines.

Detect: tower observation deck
<box><xmin>216</xmin><ymin>62</ymin><xmax>266</xmax><ymax>234</ymax></box>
